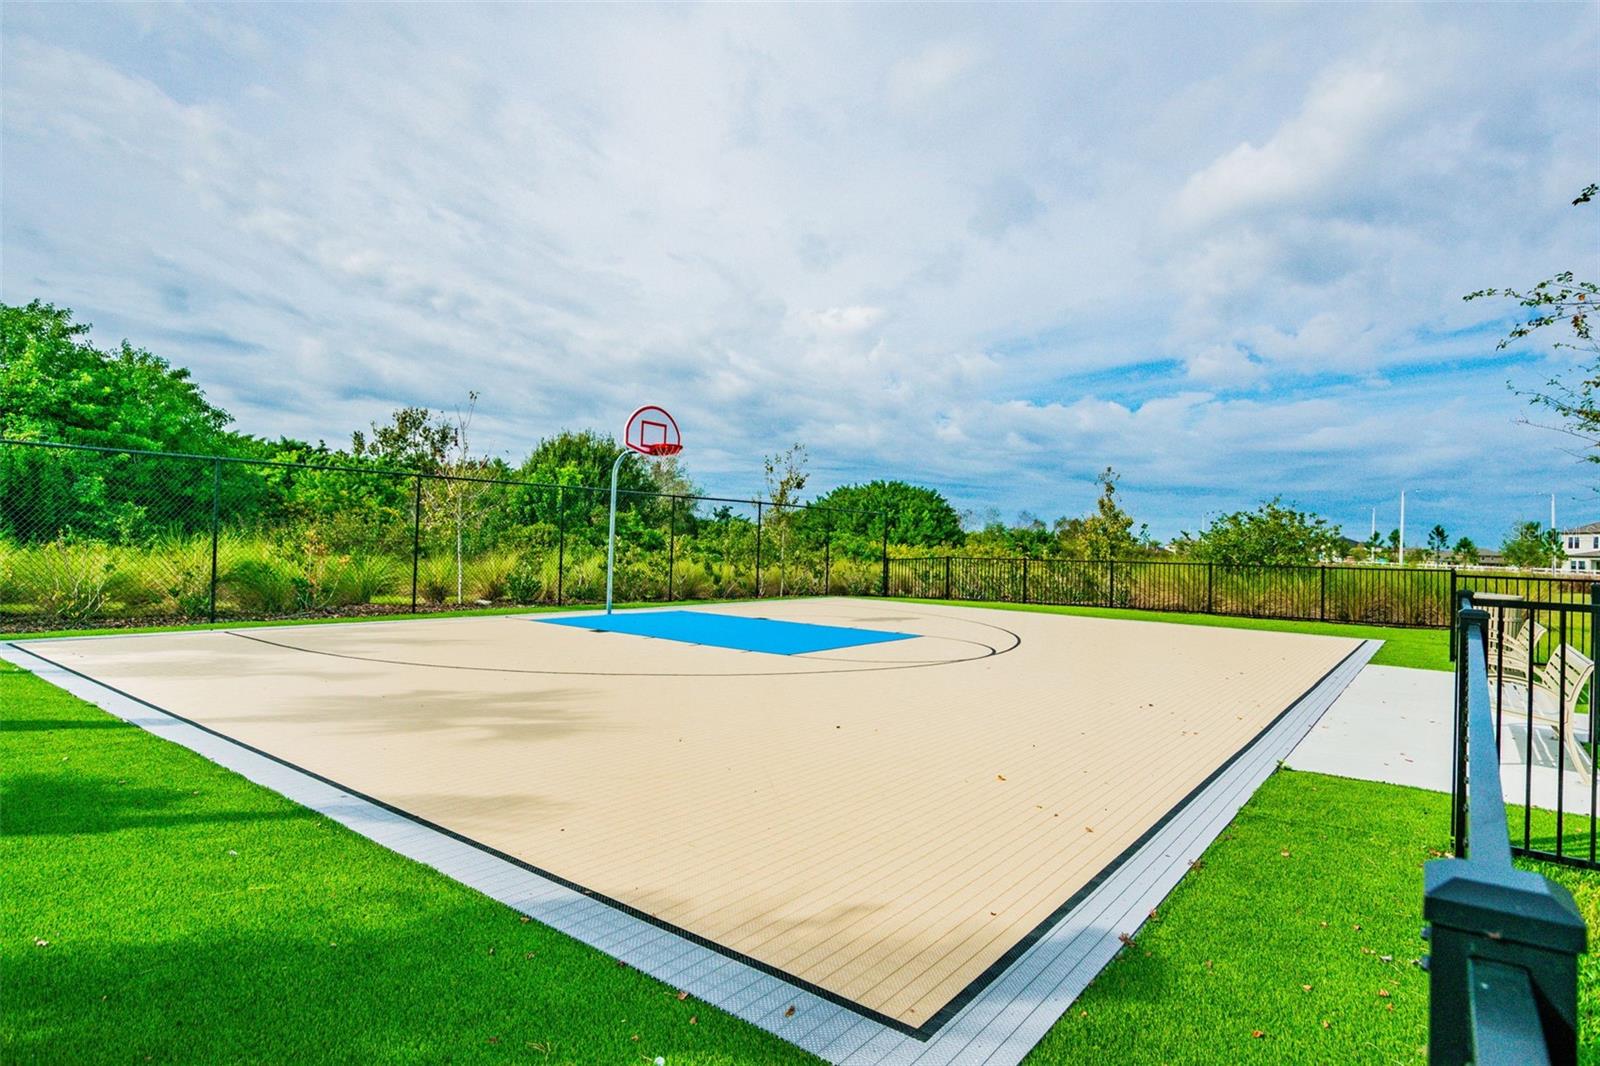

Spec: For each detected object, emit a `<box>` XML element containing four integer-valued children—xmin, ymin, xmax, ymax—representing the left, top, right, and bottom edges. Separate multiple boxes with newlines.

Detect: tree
<box><xmin>763</xmin><ymin>443</ymin><xmax>808</xmax><ymax>596</ymax></box>
<box><xmin>0</xmin><ymin>300</ymin><xmax>235</xmax><ymax>453</ymax></box>
<box><xmin>1427</xmin><ymin>524</ymin><xmax>1449</xmax><ymax>562</ymax></box>
<box><xmin>1065</xmin><ymin>467</ymin><xmax>1149</xmax><ymax>560</ymax></box>
<box><xmin>351</xmin><ymin>406</ymin><xmax>458</xmax><ymax>473</ymax></box>
<box><xmin>1501</xmin><ymin>521</ymin><xmax>1561</xmax><ymax>569</ymax></box>
<box><xmin>1465</xmin><ymin>183</ymin><xmax>1599</xmax><ymax>462</ymax></box>
<box><xmin>513</xmin><ymin>429</ymin><xmax>662</xmax><ymax>537</ymax></box>
<box><xmin>1177</xmin><ymin>498</ymin><xmax>1344</xmax><ymax>566</ymax></box>
<box><xmin>804</xmin><ymin>480</ymin><xmax>964</xmax><ymax>552</ymax></box>
<box><xmin>1453</xmin><ymin>536</ymin><xmax>1481</xmax><ymax>566</ymax></box>
<box><xmin>0</xmin><ymin>300</ymin><xmax>261</xmax><ymax>544</ymax></box>
<box><xmin>356</xmin><ymin>394</ymin><xmax>493</xmax><ymax>602</ymax></box>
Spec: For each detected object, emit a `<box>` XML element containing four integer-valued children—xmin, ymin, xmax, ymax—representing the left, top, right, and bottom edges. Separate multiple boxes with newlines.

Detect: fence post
<box><xmin>555</xmin><ymin>486</ymin><xmax>565</xmax><ymax>606</ymax></box>
<box><xmin>1021</xmin><ymin>557</ymin><xmax>1030</xmax><ymax>604</ymax></box>
<box><xmin>1106</xmin><ymin>559</ymin><xmax>1115</xmax><ymax>608</ymax></box>
<box><xmin>756</xmin><ymin>501</ymin><xmax>763</xmax><ymax>598</ymax></box>
<box><xmin>1591</xmin><ymin>583</ymin><xmax>1599</xmax><ymax>726</ymax></box>
<box><xmin>410</xmin><ymin>475</ymin><xmax>422</xmax><ymax>611</ymax></box>
<box><xmin>944</xmin><ymin>556</ymin><xmax>952</xmax><ymax>600</ymax></box>
<box><xmin>824</xmin><ymin>530</ymin><xmax>831</xmax><ymax>595</ymax></box>
<box><xmin>1448</xmin><ymin>568</ymin><xmax>1459</xmax><ymax>661</ymax></box>
<box><xmin>880</xmin><ymin>514</ymin><xmax>889</xmax><ymax>597</ymax></box>
<box><xmin>1206</xmin><ymin>562</ymin><xmax>1214</xmax><ymax>613</ymax></box>
<box><xmin>208</xmin><ymin>458</ymin><xmax>220</xmax><ymax>623</ymax></box>
<box><xmin>1319</xmin><ymin>565</ymin><xmax>1327</xmax><ymax>621</ymax></box>
<box><xmin>667</xmin><ymin>496</ymin><xmax>676</xmax><ymax>602</ymax></box>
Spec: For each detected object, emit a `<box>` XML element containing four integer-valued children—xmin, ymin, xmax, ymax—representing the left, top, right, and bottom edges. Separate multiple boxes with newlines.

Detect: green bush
<box><xmin>333</xmin><ymin>554</ymin><xmax>402</xmax><ymax>605</ymax></box>
<box><xmin>464</xmin><ymin>550</ymin><xmax>519</xmax><ymax>602</ymax></box>
<box><xmin>416</xmin><ymin>556</ymin><xmax>457</xmax><ymax>604</ymax></box>
<box><xmin>9</xmin><ymin>540</ymin><xmax>117</xmax><ymax>622</ymax></box>
<box><xmin>671</xmin><ymin>559</ymin><xmax>714</xmax><ymax>600</ymax></box>
<box><xmin>221</xmin><ymin>556</ymin><xmax>305</xmax><ymax>614</ymax></box>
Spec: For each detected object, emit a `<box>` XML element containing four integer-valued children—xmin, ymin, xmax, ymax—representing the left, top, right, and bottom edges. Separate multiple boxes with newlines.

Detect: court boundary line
<box><xmin>221</xmin><ymin>608</ymin><xmax>1024</xmax><ymax>677</ymax></box>
<box><xmin>2</xmin><ymin>624</ymin><xmax>1379</xmax><ymax>1062</ymax></box>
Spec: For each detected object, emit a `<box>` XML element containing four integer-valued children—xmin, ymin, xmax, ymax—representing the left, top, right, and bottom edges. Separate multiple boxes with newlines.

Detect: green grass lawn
<box><xmin>3</xmin><ymin>606</ymin><xmax>1590</xmax><ymax>1064</ymax></box>
<box><xmin>896</xmin><ymin>597</ymin><xmax>1453</xmax><ymax>672</ymax></box>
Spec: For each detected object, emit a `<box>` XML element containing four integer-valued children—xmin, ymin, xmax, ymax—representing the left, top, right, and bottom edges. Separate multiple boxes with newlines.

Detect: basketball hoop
<box><xmin>624</xmin><ymin>405</ymin><xmax>683</xmax><ymax>457</ymax></box>
<box><xmin>607</xmin><ymin>405</ymin><xmax>684</xmax><ymax>613</ymax></box>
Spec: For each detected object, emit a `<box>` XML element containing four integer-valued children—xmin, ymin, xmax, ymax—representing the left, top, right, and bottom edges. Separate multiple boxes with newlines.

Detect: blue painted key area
<box><xmin>537</xmin><ymin>610</ymin><xmax>914</xmax><ymax>655</ymax></box>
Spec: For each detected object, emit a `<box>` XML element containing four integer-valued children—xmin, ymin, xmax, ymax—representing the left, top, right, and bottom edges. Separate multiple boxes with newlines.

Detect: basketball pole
<box><xmin>604</xmin><ymin>450</ymin><xmax>627</xmax><ymax>614</ymax></box>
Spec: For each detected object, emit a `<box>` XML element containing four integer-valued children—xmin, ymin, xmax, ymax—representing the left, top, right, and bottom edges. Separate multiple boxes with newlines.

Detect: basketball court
<box><xmin>3</xmin><ymin>597</ymin><xmax>1375</xmax><ymax>1063</ymax></box>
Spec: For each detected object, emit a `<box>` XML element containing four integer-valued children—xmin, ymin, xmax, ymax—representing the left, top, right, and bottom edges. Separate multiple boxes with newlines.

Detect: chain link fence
<box><xmin>0</xmin><ymin>439</ymin><xmax>887</xmax><ymax>629</ymax></box>
<box><xmin>5</xmin><ymin>437</ymin><xmax>1588</xmax><ymax>633</ymax></box>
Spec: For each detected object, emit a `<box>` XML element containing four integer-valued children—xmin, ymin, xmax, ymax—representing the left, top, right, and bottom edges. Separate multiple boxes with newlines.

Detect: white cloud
<box><xmin>1174</xmin><ymin>62</ymin><xmax>1410</xmax><ymax>227</ymax></box>
<box><xmin>1</xmin><ymin>4</ymin><xmax>1595</xmax><ymax>540</ymax></box>
<box><xmin>887</xmin><ymin>40</ymin><xmax>982</xmax><ymax>108</ymax></box>
<box><xmin>1186</xmin><ymin>343</ymin><xmax>1265</xmax><ymax>386</ymax></box>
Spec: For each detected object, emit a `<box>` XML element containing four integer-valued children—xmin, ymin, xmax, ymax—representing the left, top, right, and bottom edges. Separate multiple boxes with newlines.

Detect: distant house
<box><xmin>1561</xmin><ymin>522</ymin><xmax>1600</xmax><ymax>572</ymax></box>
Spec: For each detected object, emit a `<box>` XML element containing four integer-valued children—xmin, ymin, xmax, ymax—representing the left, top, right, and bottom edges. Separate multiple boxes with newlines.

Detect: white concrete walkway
<box><xmin>1288</xmin><ymin>664</ymin><xmax>1597</xmax><ymax>815</ymax></box>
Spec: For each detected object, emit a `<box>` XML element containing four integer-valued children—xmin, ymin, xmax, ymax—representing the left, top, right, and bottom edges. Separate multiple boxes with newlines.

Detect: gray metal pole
<box><xmin>208</xmin><ymin>459</ymin><xmax>220</xmax><ymax>623</ymax></box>
<box><xmin>604</xmin><ymin>451</ymin><xmax>626</xmax><ymax>614</ymax></box>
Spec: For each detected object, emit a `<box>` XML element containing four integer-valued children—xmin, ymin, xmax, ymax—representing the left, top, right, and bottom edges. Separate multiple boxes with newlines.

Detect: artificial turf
<box><xmin>896</xmin><ymin>597</ymin><xmax>1453</xmax><ymax>671</ymax></box>
<box><xmin>0</xmin><ymin>658</ymin><xmax>815</xmax><ymax>1065</ymax></box>
<box><xmin>2</xmin><ymin>625</ymin><xmax>1591</xmax><ymax>1063</ymax></box>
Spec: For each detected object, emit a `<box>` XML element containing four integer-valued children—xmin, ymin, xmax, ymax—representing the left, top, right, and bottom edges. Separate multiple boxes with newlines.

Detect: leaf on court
<box><xmin>1251</xmin><ymin>1030</ymin><xmax>1266</xmax><ymax>1039</ymax></box>
<box><xmin>689</xmin><ymin>1016</ymin><xmax>697</xmax><ymax>1025</ymax></box>
<box><xmin>1084</xmin><ymin>826</ymin><xmax>1095</xmax><ymax>833</ymax></box>
<box><xmin>784</xmin><ymin>1006</ymin><xmax>796</xmax><ymax>1017</ymax></box>
<box><xmin>996</xmin><ymin>774</ymin><xmax>1006</xmax><ymax>781</ymax></box>
<box><xmin>1301</xmin><ymin>984</ymin><xmax>1312</xmax><ymax>992</ymax></box>
<box><xmin>1377</xmin><ymin>988</ymin><xmax>1391</xmax><ymax>998</ymax></box>
<box><xmin>1280</xmin><ymin>849</ymin><xmax>1290</xmax><ymax>857</ymax></box>
<box><xmin>676</xmin><ymin>990</ymin><xmax>688</xmax><ymax>1001</ymax></box>
<box><xmin>1321</xmin><ymin>1020</ymin><xmax>1332</xmax><ymax>1030</ymax></box>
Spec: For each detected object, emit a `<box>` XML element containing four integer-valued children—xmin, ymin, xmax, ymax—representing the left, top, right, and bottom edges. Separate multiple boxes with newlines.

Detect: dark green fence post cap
<box><xmin>1425</xmin><ymin>858</ymin><xmax>1588</xmax><ymax>954</ymax></box>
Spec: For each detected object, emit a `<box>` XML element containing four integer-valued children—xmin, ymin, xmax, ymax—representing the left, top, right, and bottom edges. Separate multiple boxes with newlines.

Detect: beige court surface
<box><xmin>20</xmin><ymin>598</ymin><xmax>1361</xmax><ymax>1031</ymax></box>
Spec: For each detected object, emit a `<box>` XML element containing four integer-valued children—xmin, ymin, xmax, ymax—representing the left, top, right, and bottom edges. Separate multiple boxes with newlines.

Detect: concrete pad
<box><xmin>1288</xmin><ymin>663</ymin><xmax>1596</xmax><ymax>814</ymax></box>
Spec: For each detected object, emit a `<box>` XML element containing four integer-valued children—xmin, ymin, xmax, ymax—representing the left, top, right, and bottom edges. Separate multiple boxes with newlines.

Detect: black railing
<box><xmin>0</xmin><ymin>438</ymin><xmax>890</xmax><ymax>628</ymax></box>
<box><xmin>1425</xmin><ymin>601</ymin><xmax>1587</xmax><ymax>1064</ymax></box>
<box><xmin>888</xmin><ymin>555</ymin><xmax>1600</xmax><ymax>631</ymax></box>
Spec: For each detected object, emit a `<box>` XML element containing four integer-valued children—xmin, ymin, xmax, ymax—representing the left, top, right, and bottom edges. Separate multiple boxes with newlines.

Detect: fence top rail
<box><xmin>1460</xmin><ymin>609</ymin><xmax>1515</xmax><ymax>868</ymax></box>
<box><xmin>896</xmin><ymin>555</ymin><xmax>1596</xmax><ymax>580</ymax></box>
<box><xmin>896</xmin><ymin>555</ymin><xmax>1460</xmax><ymax>571</ymax></box>
<box><xmin>1478</xmin><ymin>597</ymin><xmax>1598</xmax><ymax>612</ymax></box>
<box><xmin>0</xmin><ymin>437</ymin><xmax>885</xmax><ymax>521</ymax></box>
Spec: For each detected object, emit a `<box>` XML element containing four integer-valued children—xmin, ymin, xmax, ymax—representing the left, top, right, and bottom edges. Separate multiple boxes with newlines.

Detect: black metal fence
<box><xmin>889</xmin><ymin>555</ymin><xmax>1600</xmax><ymax>630</ymax></box>
<box><xmin>1426</xmin><ymin>599</ymin><xmax>1587</xmax><ymax>1064</ymax></box>
<box><xmin>0</xmin><ymin>438</ymin><xmax>890</xmax><ymax>628</ymax></box>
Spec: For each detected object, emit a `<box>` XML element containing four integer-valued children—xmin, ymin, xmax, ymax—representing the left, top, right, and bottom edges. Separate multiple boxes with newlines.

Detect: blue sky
<box><xmin>3</xmin><ymin>3</ymin><xmax>1596</xmax><ymax>544</ymax></box>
